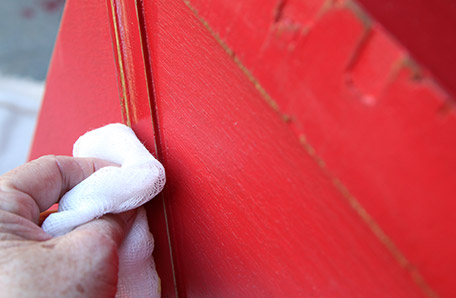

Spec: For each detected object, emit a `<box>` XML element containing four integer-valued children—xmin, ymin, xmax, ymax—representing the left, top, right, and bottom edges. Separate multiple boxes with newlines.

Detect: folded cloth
<box><xmin>42</xmin><ymin>123</ymin><xmax>165</xmax><ymax>297</ymax></box>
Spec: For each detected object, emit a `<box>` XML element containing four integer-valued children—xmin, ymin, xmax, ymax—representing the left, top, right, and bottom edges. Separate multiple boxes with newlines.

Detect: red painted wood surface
<box><xmin>30</xmin><ymin>0</ymin><xmax>456</xmax><ymax>297</ymax></box>
<box><xmin>183</xmin><ymin>0</ymin><xmax>456</xmax><ymax>296</ymax></box>
<box><xmin>139</xmin><ymin>0</ymin><xmax>426</xmax><ymax>295</ymax></box>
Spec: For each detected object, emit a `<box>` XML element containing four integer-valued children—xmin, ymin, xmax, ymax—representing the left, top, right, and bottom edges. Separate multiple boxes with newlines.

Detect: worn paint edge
<box><xmin>108</xmin><ymin>0</ymin><xmax>131</xmax><ymax>127</ymax></box>
<box><xmin>181</xmin><ymin>1</ymin><xmax>280</xmax><ymax>114</ymax></box>
<box><xmin>344</xmin><ymin>1</ymin><xmax>372</xmax><ymax>72</ymax></box>
<box><xmin>182</xmin><ymin>1</ymin><xmax>437</xmax><ymax>296</ymax></box>
<box><xmin>298</xmin><ymin>135</ymin><xmax>437</xmax><ymax>297</ymax></box>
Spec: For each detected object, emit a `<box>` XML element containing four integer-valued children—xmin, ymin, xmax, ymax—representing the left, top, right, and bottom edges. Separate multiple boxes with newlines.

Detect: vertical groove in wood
<box><xmin>136</xmin><ymin>0</ymin><xmax>179</xmax><ymax>295</ymax></box>
<box><xmin>106</xmin><ymin>0</ymin><xmax>178</xmax><ymax>296</ymax></box>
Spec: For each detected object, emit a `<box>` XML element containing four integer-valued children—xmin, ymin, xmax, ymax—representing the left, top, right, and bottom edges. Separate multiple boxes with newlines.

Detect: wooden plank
<box><xmin>139</xmin><ymin>0</ymin><xmax>429</xmax><ymax>295</ymax></box>
<box><xmin>182</xmin><ymin>0</ymin><xmax>456</xmax><ymax>296</ymax></box>
<box><xmin>29</xmin><ymin>0</ymin><xmax>122</xmax><ymax>158</ymax></box>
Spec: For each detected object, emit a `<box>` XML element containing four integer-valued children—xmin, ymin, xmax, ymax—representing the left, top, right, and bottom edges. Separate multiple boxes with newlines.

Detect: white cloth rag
<box><xmin>42</xmin><ymin>123</ymin><xmax>165</xmax><ymax>297</ymax></box>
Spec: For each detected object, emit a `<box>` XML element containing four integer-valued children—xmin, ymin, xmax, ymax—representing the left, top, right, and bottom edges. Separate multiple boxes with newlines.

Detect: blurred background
<box><xmin>0</xmin><ymin>0</ymin><xmax>65</xmax><ymax>174</ymax></box>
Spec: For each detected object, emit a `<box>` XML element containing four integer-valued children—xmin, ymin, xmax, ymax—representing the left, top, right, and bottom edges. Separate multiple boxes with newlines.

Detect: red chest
<box><xmin>31</xmin><ymin>0</ymin><xmax>456</xmax><ymax>296</ymax></box>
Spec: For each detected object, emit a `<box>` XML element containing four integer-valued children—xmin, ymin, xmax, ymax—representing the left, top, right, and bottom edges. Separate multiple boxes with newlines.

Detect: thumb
<box><xmin>27</xmin><ymin>210</ymin><xmax>136</xmax><ymax>297</ymax></box>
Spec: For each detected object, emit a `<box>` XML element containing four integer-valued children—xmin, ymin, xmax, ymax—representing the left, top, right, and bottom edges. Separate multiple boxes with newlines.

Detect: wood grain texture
<box><xmin>29</xmin><ymin>0</ymin><xmax>122</xmax><ymax>159</ymax></box>
<box><xmin>139</xmin><ymin>0</ymin><xmax>431</xmax><ymax>295</ymax></box>
<box><xmin>183</xmin><ymin>0</ymin><xmax>456</xmax><ymax>296</ymax></box>
<box><xmin>30</xmin><ymin>0</ymin><xmax>456</xmax><ymax>296</ymax></box>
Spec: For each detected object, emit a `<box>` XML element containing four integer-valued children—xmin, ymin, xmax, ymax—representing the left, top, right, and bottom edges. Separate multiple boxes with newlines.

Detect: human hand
<box><xmin>0</xmin><ymin>155</ymin><xmax>135</xmax><ymax>297</ymax></box>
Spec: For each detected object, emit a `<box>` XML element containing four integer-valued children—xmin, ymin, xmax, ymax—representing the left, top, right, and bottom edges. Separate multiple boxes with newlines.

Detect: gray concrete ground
<box><xmin>0</xmin><ymin>0</ymin><xmax>65</xmax><ymax>174</ymax></box>
<box><xmin>0</xmin><ymin>0</ymin><xmax>65</xmax><ymax>80</ymax></box>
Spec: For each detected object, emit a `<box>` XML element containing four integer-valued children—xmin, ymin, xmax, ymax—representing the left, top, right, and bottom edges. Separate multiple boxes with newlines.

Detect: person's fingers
<box><xmin>0</xmin><ymin>211</ymin><xmax>52</xmax><ymax>242</ymax></box>
<box><xmin>0</xmin><ymin>155</ymin><xmax>117</xmax><ymax>223</ymax></box>
<box><xmin>0</xmin><ymin>211</ymin><xmax>137</xmax><ymax>297</ymax></box>
<box><xmin>38</xmin><ymin>210</ymin><xmax>137</xmax><ymax>296</ymax></box>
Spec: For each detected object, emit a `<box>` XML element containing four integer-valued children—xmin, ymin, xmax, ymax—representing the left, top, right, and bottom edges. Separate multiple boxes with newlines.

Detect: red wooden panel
<box><xmin>140</xmin><ymin>0</ymin><xmax>428</xmax><ymax>296</ymax></box>
<box><xmin>29</xmin><ymin>0</ymin><xmax>122</xmax><ymax>158</ymax></box>
<box><xmin>184</xmin><ymin>0</ymin><xmax>456</xmax><ymax>296</ymax></box>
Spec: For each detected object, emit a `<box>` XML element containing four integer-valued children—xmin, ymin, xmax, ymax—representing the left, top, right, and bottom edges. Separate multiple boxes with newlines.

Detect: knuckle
<box><xmin>0</xmin><ymin>195</ymin><xmax>21</xmax><ymax>215</ymax></box>
<box><xmin>37</xmin><ymin>154</ymin><xmax>58</xmax><ymax>162</ymax></box>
